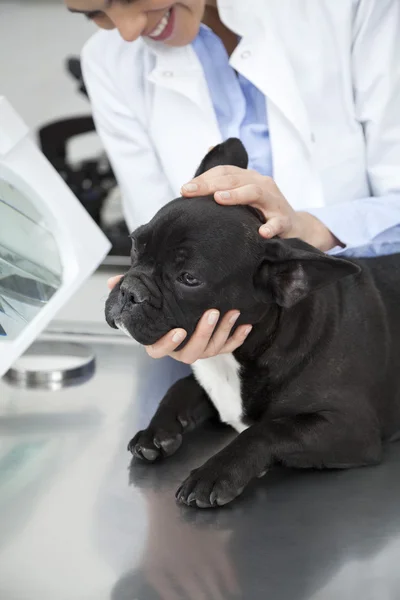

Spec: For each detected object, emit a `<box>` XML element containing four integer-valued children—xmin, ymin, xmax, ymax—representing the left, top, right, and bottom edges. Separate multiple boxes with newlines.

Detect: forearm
<box><xmin>294</xmin><ymin>211</ymin><xmax>343</xmax><ymax>253</ymax></box>
<box><xmin>299</xmin><ymin>194</ymin><xmax>400</xmax><ymax>253</ymax></box>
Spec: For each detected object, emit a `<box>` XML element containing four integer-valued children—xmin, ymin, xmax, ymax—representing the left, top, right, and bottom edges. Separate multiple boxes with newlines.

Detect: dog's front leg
<box><xmin>128</xmin><ymin>375</ymin><xmax>217</xmax><ymax>461</ymax></box>
<box><xmin>176</xmin><ymin>411</ymin><xmax>382</xmax><ymax>508</ymax></box>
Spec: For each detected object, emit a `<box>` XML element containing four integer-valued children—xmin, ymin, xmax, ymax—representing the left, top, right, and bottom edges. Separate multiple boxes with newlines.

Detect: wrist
<box><xmin>294</xmin><ymin>211</ymin><xmax>343</xmax><ymax>252</ymax></box>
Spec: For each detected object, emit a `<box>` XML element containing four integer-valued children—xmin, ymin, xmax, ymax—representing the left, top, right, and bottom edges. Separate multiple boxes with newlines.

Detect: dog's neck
<box><xmin>235</xmin><ymin>304</ymin><xmax>282</xmax><ymax>363</ymax></box>
<box><xmin>236</xmin><ymin>291</ymin><xmax>332</xmax><ymax>380</ymax></box>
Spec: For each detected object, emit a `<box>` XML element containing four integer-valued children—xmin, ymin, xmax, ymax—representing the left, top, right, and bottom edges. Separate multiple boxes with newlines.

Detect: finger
<box><xmin>259</xmin><ymin>215</ymin><xmax>292</xmax><ymax>239</ymax></box>
<box><xmin>200</xmin><ymin>311</ymin><xmax>240</xmax><ymax>358</ymax></box>
<box><xmin>181</xmin><ymin>166</ymin><xmax>250</xmax><ymax>197</ymax></box>
<box><xmin>173</xmin><ymin>310</ymin><xmax>220</xmax><ymax>365</ymax></box>
<box><xmin>188</xmin><ymin>164</ymin><xmax>242</xmax><ymax>183</ymax></box>
<box><xmin>218</xmin><ymin>325</ymin><xmax>253</xmax><ymax>354</ymax></box>
<box><xmin>107</xmin><ymin>274</ymin><xmax>124</xmax><ymax>290</ymax></box>
<box><xmin>146</xmin><ymin>329</ymin><xmax>187</xmax><ymax>359</ymax></box>
<box><xmin>214</xmin><ymin>183</ymin><xmax>265</xmax><ymax>207</ymax></box>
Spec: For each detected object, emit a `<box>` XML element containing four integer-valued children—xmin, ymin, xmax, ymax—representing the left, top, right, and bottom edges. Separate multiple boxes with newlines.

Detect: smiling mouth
<box><xmin>148</xmin><ymin>8</ymin><xmax>173</xmax><ymax>39</ymax></box>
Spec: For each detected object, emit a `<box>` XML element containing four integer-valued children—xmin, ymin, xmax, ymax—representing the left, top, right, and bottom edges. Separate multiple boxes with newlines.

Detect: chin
<box><xmin>165</xmin><ymin>9</ymin><xmax>202</xmax><ymax>46</ymax></box>
<box><xmin>165</xmin><ymin>30</ymin><xmax>199</xmax><ymax>46</ymax></box>
<box><xmin>114</xmin><ymin>317</ymin><xmax>168</xmax><ymax>347</ymax></box>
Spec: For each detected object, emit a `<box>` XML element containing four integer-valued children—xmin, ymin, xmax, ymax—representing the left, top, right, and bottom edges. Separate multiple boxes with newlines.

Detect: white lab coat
<box><xmin>81</xmin><ymin>0</ymin><xmax>400</xmax><ymax>241</ymax></box>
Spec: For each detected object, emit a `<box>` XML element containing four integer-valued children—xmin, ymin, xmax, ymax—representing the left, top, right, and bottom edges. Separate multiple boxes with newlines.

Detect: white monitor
<box><xmin>0</xmin><ymin>97</ymin><xmax>111</xmax><ymax>377</ymax></box>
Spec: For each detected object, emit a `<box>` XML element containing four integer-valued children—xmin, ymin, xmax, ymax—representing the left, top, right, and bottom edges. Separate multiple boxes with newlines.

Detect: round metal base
<box><xmin>4</xmin><ymin>340</ymin><xmax>96</xmax><ymax>390</ymax></box>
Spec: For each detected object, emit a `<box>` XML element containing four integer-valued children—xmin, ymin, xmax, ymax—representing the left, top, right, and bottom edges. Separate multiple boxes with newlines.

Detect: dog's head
<box><xmin>105</xmin><ymin>138</ymin><xmax>359</xmax><ymax>346</ymax></box>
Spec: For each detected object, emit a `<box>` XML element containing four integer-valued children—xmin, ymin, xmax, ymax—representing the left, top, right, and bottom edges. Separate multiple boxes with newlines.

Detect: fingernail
<box><xmin>208</xmin><ymin>311</ymin><xmax>220</xmax><ymax>326</ymax></box>
<box><xmin>172</xmin><ymin>330</ymin><xmax>186</xmax><ymax>343</ymax></box>
<box><xmin>243</xmin><ymin>326</ymin><xmax>252</xmax><ymax>337</ymax></box>
<box><xmin>217</xmin><ymin>191</ymin><xmax>231</xmax><ymax>200</ymax></box>
<box><xmin>182</xmin><ymin>183</ymin><xmax>198</xmax><ymax>192</ymax></box>
<box><xmin>107</xmin><ymin>276</ymin><xmax>122</xmax><ymax>289</ymax></box>
<box><xmin>229</xmin><ymin>312</ymin><xmax>240</xmax><ymax>325</ymax></box>
<box><xmin>261</xmin><ymin>226</ymin><xmax>272</xmax><ymax>237</ymax></box>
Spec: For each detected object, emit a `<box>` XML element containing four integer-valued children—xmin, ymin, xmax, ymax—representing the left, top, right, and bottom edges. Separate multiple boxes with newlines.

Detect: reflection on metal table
<box><xmin>1</xmin><ymin>334</ymin><xmax>400</xmax><ymax>600</ymax></box>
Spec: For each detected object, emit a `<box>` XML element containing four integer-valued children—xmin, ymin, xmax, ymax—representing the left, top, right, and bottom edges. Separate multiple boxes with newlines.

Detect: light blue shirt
<box><xmin>192</xmin><ymin>25</ymin><xmax>400</xmax><ymax>258</ymax></box>
<box><xmin>192</xmin><ymin>26</ymin><xmax>272</xmax><ymax>177</ymax></box>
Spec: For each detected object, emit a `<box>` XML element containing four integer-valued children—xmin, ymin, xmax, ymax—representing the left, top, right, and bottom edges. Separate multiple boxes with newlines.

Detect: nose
<box><xmin>111</xmin><ymin>13</ymin><xmax>146</xmax><ymax>42</ymax></box>
<box><xmin>120</xmin><ymin>282</ymin><xmax>149</xmax><ymax>305</ymax></box>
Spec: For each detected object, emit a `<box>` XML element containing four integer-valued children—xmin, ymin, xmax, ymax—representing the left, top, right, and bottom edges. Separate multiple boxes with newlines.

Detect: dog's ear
<box><xmin>194</xmin><ymin>138</ymin><xmax>249</xmax><ymax>177</ymax></box>
<box><xmin>255</xmin><ymin>238</ymin><xmax>360</xmax><ymax>308</ymax></box>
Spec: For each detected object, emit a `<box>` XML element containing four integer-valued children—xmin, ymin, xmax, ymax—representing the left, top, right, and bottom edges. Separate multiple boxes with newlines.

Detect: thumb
<box><xmin>107</xmin><ymin>274</ymin><xmax>124</xmax><ymax>290</ymax></box>
<box><xmin>259</xmin><ymin>216</ymin><xmax>291</xmax><ymax>239</ymax></box>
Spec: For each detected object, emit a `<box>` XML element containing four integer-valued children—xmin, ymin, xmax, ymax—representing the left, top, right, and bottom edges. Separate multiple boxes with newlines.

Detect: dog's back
<box><xmin>353</xmin><ymin>253</ymin><xmax>400</xmax><ymax>438</ymax></box>
<box><xmin>356</xmin><ymin>253</ymin><xmax>400</xmax><ymax>358</ymax></box>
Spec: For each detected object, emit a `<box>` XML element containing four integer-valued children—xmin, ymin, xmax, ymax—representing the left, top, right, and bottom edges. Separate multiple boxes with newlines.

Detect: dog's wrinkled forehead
<box><xmin>131</xmin><ymin>197</ymin><xmax>263</xmax><ymax>266</ymax></box>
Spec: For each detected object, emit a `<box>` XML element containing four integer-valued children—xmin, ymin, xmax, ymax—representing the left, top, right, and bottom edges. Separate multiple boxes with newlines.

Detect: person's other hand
<box><xmin>181</xmin><ymin>166</ymin><xmax>341</xmax><ymax>252</ymax></box>
<box><xmin>145</xmin><ymin>310</ymin><xmax>252</xmax><ymax>364</ymax></box>
<box><xmin>107</xmin><ymin>276</ymin><xmax>252</xmax><ymax>364</ymax></box>
<box><xmin>107</xmin><ymin>274</ymin><xmax>124</xmax><ymax>290</ymax></box>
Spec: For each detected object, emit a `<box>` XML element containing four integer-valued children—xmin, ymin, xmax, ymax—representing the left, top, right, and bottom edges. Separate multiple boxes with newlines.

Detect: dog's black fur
<box><xmin>106</xmin><ymin>139</ymin><xmax>400</xmax><ymax>508</ymax></box>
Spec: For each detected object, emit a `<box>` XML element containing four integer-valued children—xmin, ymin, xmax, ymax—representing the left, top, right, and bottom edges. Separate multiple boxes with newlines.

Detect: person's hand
<box><xmin>181</xmin><ymin>166</ymin><xmax>342</xmax><ymax>252</ymax></box>
<box><xmin>107</xmin><ymin>274</ymin><xmax>124</xmax><ymax>290</ymax></box>
<box><xmin>145</xmin><ymin>310</ymin><xmax>252</xmax><ymax>364</ymax></box>
<box><xmin>107</xmin><ymin>276</ymin><xmax>252</xmax><ymax>364</ymax></box>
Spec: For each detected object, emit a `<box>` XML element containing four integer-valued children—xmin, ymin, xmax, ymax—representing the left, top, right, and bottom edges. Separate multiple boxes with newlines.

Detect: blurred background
<box><xmin>1</xmin><ymin>1</ymin><xmax>94</xmax><ymax>137</ymax></box>
<box><xmin>1</xmin><ymin>0</ymin><xmax>130</xmax><ymax>334</ymax></box>
<box><xmin>1</xmin><ymin>0</ymin><xmax>130</xmax><ymax>265</ymax></box>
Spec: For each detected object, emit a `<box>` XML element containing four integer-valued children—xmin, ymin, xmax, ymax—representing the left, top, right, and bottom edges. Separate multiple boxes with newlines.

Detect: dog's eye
<box><xmin>177</xmin><ymin>273</ymin><xmax>201</xmax><ymax>287</ymax></box>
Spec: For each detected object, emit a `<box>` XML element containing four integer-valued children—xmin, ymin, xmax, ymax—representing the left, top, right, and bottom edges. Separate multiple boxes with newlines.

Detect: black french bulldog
<box><xmin>106</xmin><ymin>138</ymin><xmax>400</xmax><ymax>509</ymax></box>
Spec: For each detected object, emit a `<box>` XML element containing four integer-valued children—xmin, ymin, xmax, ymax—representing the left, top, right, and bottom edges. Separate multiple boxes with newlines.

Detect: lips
<box><xmin>147</xmin><ymin>6</ymin><xmax>176</xmax><ymax>41</ymax></box>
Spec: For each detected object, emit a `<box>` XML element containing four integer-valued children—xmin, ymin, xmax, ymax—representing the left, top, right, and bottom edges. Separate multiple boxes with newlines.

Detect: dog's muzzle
<box><xmin>119</xmin><ymin>280</ymin><xmax>149</xmax><ymax>306</ymax></box>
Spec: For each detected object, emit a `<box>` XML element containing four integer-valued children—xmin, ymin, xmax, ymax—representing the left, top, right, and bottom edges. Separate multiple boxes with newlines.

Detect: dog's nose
<box><xmin>120</xmin><ymin>283</ymin><xmax>148</xmax><ymax>305</ymax></box>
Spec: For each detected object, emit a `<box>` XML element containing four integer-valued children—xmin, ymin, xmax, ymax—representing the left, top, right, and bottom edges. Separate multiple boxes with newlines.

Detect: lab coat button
<box><xmin>162</xmin><ymin>71</ymin><xmax>174</xmax><ymax>78</ymax></box>
<box><xmin>311</xmin><ymin>133</ymin><xmax>316</xmax><ymax>143</ymax></box>
<box><xmin>241</xmin><ymin>50</ymin><xmax>252</xmax><ymax>59</ymax></box>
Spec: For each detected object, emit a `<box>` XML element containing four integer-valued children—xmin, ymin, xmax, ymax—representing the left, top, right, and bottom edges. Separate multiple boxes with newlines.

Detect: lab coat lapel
<box><xmin>147</xmin><ymin>43</ymin><xmax>207</xmax><ymax>108</ymax></box>
<box><xmin>221</xmin><ymin>0</ymin><xmax>314</xmax><ymax>153</ymax></box>
<box><xmin>144</xmin><ymin>0</ymin><xmax>315</xmax><ymax>192</ymax></box>
<box><xmin>145</xmin><ymin>41</ymin><xmax>222</xmax><ymax>192</ymax></box>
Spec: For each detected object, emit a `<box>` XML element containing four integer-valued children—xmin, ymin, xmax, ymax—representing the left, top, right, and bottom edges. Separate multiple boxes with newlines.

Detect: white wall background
<box><xmin>0</xmin><ymin>0</ymin><xmax>96</xmax><ymax>132</ymax></box>
<box><xmin>0</xmin><ymin>1</ymin><xmax>123</xmax><ymax>334</ymax></box>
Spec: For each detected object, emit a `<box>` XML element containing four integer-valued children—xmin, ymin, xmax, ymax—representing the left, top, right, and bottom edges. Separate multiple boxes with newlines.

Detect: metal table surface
<box><xmin>1</xmin><ymin>335</ymin><xmax>400</xmax><ymax>600</ymax></box>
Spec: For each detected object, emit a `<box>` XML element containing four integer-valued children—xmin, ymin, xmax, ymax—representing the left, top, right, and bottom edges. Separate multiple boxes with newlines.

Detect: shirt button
<box><xmin>162</xmin><ymin>71</ymin><xmax>174</xmax><ymax>78</ymax></box>
<box><xmin>241</xmin><ymin>50</ymin><xmax>252</xmax><ymax>60</ymax></box>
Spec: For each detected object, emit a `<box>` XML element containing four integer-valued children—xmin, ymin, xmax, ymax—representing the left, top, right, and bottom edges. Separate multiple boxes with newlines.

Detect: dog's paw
<box><xmin>128</xmin><ymin>426</ymin><xmax>183</xmax><ymax>462</ymax></box>
<box><xmin>175</xmin><ymin>464</ymin><xmax>247</xmax><ymax>509</ymax></box>
<box><xmin>127</xmin><ymin>399</ymin><xmax>209</xmax><ymax>462</ymax></box>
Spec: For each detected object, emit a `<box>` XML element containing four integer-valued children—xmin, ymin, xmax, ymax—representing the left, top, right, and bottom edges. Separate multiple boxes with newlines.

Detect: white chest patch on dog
<box><xmin>192</xmin><ymin>354</ymin><xmax>248</xmax><ymax>433</ymax></box>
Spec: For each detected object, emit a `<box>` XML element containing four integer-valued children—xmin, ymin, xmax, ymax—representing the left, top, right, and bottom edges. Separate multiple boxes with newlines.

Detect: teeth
<box><xmin>149</xmin><ymin>9</ymin><xmax>171</xmax><ymax>38</ymax></box>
